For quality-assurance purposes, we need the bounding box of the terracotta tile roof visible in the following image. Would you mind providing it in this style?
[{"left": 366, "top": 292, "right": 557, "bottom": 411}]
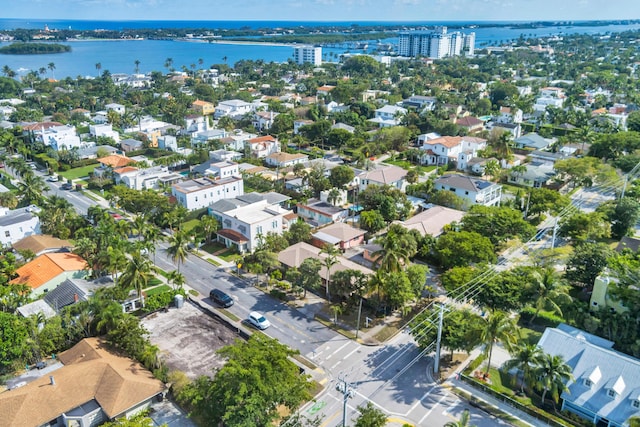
[
  {"left": 424, "top": 136, "right": 463, "bottom": 149},
  {"left": 113, "top": 166, "right": 139, "bottom": 174},
  {"left": 0, "top": 338, "right": 164, "bottom": 426},
  {"left": 247, "top": 135, "right": 276, "bottom": 144},
  {"left": 11, "top": 253, "right": 88, "bottom": 290},
  {"left": 456, "top": 116, "right": 484, "bottom": 127},
  {"left": 317, "top": 85, "right": 336, "bottom": 92},
  {"left": 192, "top": 99, "right": 213, "bottom": 107},
  {"left": 217, "top": 228, "right": 249, "bottom": 243},
  {"left": 12, "top": 235, "right": 72, "bottom": 255},
  {"left": 97, "top": 155, "right": 136, "bottom": 168},
  {"left": 21, "top": 121, "right": 63, "bottom": 131}
]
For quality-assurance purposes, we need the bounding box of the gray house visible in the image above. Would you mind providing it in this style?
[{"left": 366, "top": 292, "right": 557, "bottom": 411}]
[
  {"left": 537, "top": 324, "right": 640, "bottom": 426},
  {"left": 514, "top": 133, "right": 552, "bottom": 150}
]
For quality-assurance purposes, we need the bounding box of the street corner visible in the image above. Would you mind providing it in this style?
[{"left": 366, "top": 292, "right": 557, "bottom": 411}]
[{"left": 386, "top": 417, "right": 415, "bottom": 427}]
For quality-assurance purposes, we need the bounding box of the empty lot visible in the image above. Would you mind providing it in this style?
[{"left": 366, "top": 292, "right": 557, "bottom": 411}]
[{"left": 141, "top": 301, "right": 240, "bottom": 378}]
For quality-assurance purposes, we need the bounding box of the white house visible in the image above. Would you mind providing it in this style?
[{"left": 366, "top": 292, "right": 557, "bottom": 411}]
[
  {"left": 0, "top": 205, "right": 41, "bottom": 247},
  {"left": 89, "top": 123, "right": 120, "bottom": 144},
  {"left": 208, "top": 193, "right": 292, "bottom": 253},
  {"left": 214, "top": 99, "right": 254, "bottom": 119},
  {"left": 184, "top": 115, "right": 209, "bottom": 134},
  {"left": 246, "top": 135, "right": 280, "bottom": 158},
  {"left": 534, "top": 86, "right": 566, "bottom": 113},
  {"left": 37, "top": 125, "right": 83, "bottom": 151},
  {"left": 265, "top": 152, "right": 309, "bottom": 168},
  {"left": 92, "top": 111, "right": 109, "bottom": 124},
  {"left": 356, "top": 164, "right": 408, "bottom": 192},
  {"left": 205, "top": 161, "right": 240, "bottom": 179},
  {"left": 253, "top": 111, "right": 279, "bottom": 131},
  {"left": 434, "top": 174, "right": 502, "bottom": 207},
  {"left": 114, "top": 166, "right": 182, "bottom": 191},
  {"left": 294, "top": 119, "right": 314, "bottom": 135},
  {"left": 368, "top": 105, "right": 407, "bottom": 128},
  {"left": 172, "top": 176, "right": 244, "bottom": 211},
  {"left": 402, "top": 95, "right": 437, "bottom": 111},
  {"left": 419, "top": 135, "right": 487, "bottom": 170},
  {"left": 219, "top": 130, "right": 258, "bottom": 151},
  {"left": 105, "top": 103, "right": 126, "bottom": 115},
  {"left": 495, "top": 106, "right": 523, "bottom": 124}
]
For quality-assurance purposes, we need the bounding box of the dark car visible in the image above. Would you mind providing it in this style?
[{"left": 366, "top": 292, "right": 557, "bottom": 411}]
[
  {"left": 35, "top": 361, "right": 46, "bottom": 370},
  {"left": 209, "top": 289, "right": 233, "bottom": 308},
  {"left": 61, "top": 182, "right": 73, "bottom": 190}
]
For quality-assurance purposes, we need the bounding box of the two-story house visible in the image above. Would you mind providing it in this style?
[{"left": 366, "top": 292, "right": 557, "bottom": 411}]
[
  {"left": 0, "top": 205, "right": 41, "bottom": 247},
  {"left": 419, "top": 136, "right": 487, "bottom": 170},
  {"left": 214, "top": 99, "right": 254, "bottom": 119},
  {"left": 368, "top": 105, "right": 407, "bottom": 128},
  {"left": 402, "top": 95, "right": 437, "bottom": 112},
  {"left": 294, "top": 119, "right": 314, "bottom": 135},
  {"left": 191, "top": 99, "right": 215, "bottom": 116},
  {"left": 105, "top": 103, "right": 126, "bottom": 115},
  {"left": 10, "top": 252, "right": 89, "bottom": 296},
  {"left": 434, "top": 174, "right": 502, "bottom": 207},
  {"left": 495, "top": 106, "right": 523, "bottom": 124},
  {"left": 37, "top": 125, "right": 83, "bottom": 151},
  {"left": 208, "top": 192, "right": 292, "bottom": 253},
  {"left": 171, "top": 176, "right": 244, "bottom": 211},
  {"left": 534, "top": 86, "right": 566, "bottom": 113},
  {"left": 246, "top": 135, "right": 280, "bottom": 159},
  {"left": 355, "top": 164, "right": 408, "bottom": 192},
  {"left": 89, "top": 123, "right": 120, "bottom": 144},
  {"left": 265, "top": 152, "right": 309, "bottom": 168},
  {"left": 114, "top": 165, "right": 182, "bottom": 191},
  {"left": 296, "top": 198, "right": 349, "bottom": 226},
  {"left": 184, "top": 114, "right": 209, "bottom": 135},
  {"left": 253, "top": 111, "right": 279, "bottom": 131}
]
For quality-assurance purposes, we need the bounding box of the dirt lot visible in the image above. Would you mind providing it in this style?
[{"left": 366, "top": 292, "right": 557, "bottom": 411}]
[{"left": 141, "top": 301, "right": 240, "bottom": 378}]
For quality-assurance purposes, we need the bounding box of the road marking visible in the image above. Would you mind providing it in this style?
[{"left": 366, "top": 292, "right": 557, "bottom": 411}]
[
  {"left": 419, "top": 391, "right": 450, "bottom": 424},
  {"left": 306, "top": 400, "right": 326, "bottom": 415},
  {"left": 326, "top": 341, "right": 351, "bottom": 360},
  {"left": 330, "top": 345, "right": 361, "bottom": 369}
]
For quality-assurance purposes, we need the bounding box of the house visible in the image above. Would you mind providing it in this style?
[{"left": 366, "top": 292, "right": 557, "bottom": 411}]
[
  {"left": 191, "top": 160, "right": 240, "bottom": 178},
  {"left": 120, "top": 138, "right": 144, "bottom": 153},
  {"left": 192, "top": 99, "right": 215, "bottom": 116},
  {"left": 15, "top": 299, "right": 57, "bottom": 319},
  {"left": 36, "top": 125, "right": 83, "bottom": 150},
  {"left": 393, "top": 205, "right": 465, "bottom": 237},
  {"left": 297, "top": 198, "right": 349, "bottom": 226},
  {"left": 89, "top": 123, "right": 120, "bottom": 144},
  {"left": 589, "top": 272, "right": 629, "bottom": 314},
  {"left": 209, "top": 149, "right": 241, "bottom": 162},
  {"left": 529, "top": 150, "right": 567, "bottom": 166},
  {"left": 190, "top": 128, "right": 227, "bottom": 146},
  {"left": 44, "top": 276, "right": 112, "bottom": 313},
  {"left": 317, "top": 85, "right": 336, "bottom": 97},
  {"left": 495, "top": 106, "right": 523, "bottom": 124},
  {"left": 434, "top": 174, "right": 502, "bottom": 207},
  {"left": 158, "top": 134, "right": 178, "bottom": 151},
  {"left": 171, "top": 176, "right": 243, "bottom": 211},
  {"left": 105, "top": 102, "right": 126, "bottom": 114},
  {"left": 219, "top": 130, "right": 258, "bottom": 151},
  {"left": 10, "top": 252, "right": 89, "bottom": 296},
  {"left": 536, "top": 324, "right": 640, "bottom": 427},
  {"left": 214, "top": 99, "right": 254, "bottom": 119},
  {"left": 311, "top": 222, "right": 366, "bottom": 251},
  {"left": 402, "top": 95, "right": 437, "bottom": 111},
  {"left": 12, "top": 234, "right": 72, "bottom": 256},
  {"left": 246, "top": 135, "right": 280, "bottom": 158},
  {"left": 0, "top": 338, "right": 165, "bottom": 427},
  {"left": 278, "top": 242, "right": 373, "bottom": 283},
  {"left": 356, "top": 164, "right": 408, "bottom": 192},
  {"left": 114, "top": 165, "right": 182, "bottom": 191},
  {"left": 0, "top": 205, "right": 41, "bottom": 247},
  {"left": 94, "top": 154, "right": 136, "bottom": 177},
  {"left": 208, "top": 193, "right": 292, "bottom": 253},
  {"left": 184, "top": 114, "right": 209, "bottom": 134},
  {"left": 265, "top": 152, "right": 309, "bottom": 168},
  {"left": 294, "top": 119, "right": 314, "bottom": 135},
  {"left": 508, "top": 162, "right": 556, "bottom": 188},
  {"left": 491, "top": 122, "right": 522, "bottom": 139},
  {"left": 514, "top": 133, "right": 552, "bottom": 150},
  {"left": 77, "top": 145, "right": 118, "bottom": 160},
  {"left": 453, "top": 116, "right": 484, "bottom": 134},
  {"left": 331, "top": 122, "right": 355, "bottom": 133},
  {"left": 419, "top": 135, "right": 487, "bottom": 170},
  {"left": 369, "top": 105, "right": 407, "bottom": 128},
  {"left": 533, "top": 86, "right": 566, "bottom": 113},
  {"left": 253, "top": 111, "right": 279, "bottom": 131}
]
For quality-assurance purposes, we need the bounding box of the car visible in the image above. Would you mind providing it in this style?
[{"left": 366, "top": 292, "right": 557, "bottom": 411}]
[
  {"left": 61, "top": 182, "right": 73, "bottom": 190},
  {"left": 209, "top": 288, "right": 233, "bottom": 308},
  {"left": 248, "top": 311, "right": 271, "bottom": 330},
  {"left": 35, "top": 361, "right": 46, "bottom": 370},
  {"left": 47, "top": 175, "right": 59, "bottom": 182}
]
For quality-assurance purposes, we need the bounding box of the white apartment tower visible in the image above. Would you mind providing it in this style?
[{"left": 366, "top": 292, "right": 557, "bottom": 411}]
[
  {"left": 398, "top": 27, "right": 475, "bottom": 59},
  {"left": 293, "top": 45, "right": 322, "bottom": 66}
]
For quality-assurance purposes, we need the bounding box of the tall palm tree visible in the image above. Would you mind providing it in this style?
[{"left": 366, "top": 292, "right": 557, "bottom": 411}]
[
  {"left": 528, "top": 268, "right": 572, "bottom": 325},
  {"left": 444, "top": 410, "right": 475, "bottom": 427},
  {"left": 166, "top": 230, "right": 190, "bottom": 273},
  {"left": 119, "top": 251, "right": 153, "bottom": 303},
  {"left": 95, "top": 301, "right": 125, "bottom": 334},
  {"left": 17, "top": 173, "right": 48, "bottom": 206},
  {"left": 134, "top": 59, "right": 141, "bottom": 74},
  {"left": 95, "top": 62, "right": 102, "bottom": 77},
  {"left": 480, "top": 310, "right": 519, "bottom": 375},
  {"left": 503, "top": 342, "right": 543, "bottom": 394},
  {"left": 47, "top": 62, "right": 56, "bottom": 79},
  {"left": 372, "top": 226, "right": 417, "bottom": 274},
  {"left": 535, "top": 353, "right": 573, "bottom": 404},
  {"left": 167, "top": 270, "right": 186, "bottom": 291},
  {"left": 320, "top": 244, "right": 340, "bottom": 300}
]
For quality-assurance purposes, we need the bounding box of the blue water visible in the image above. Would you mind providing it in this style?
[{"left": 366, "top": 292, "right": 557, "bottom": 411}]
[{"left": 0, "top": 20, "right": 639, "bottom": 79}]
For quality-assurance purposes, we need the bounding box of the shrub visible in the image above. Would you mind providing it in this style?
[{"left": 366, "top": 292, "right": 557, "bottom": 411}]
[
  {"left": 269, "top": 289, "right": 287, "bottom": 301},
  {"left": 519, "top": 307, "right": 562, "bottom": 328},
  {"left": 142, "top": 288, "right": 186, "bottom": 313}
]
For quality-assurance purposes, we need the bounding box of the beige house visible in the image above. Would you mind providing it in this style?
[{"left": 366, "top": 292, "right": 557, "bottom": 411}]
[
  {"left": 278, "top": 242, "right": 373, "bottom": 279},
  {"left": 311, "top": 222, "right": 366, "bottom": 251},
  {"left": 393, "top": 206, "right": 465, "bottom": 237}
]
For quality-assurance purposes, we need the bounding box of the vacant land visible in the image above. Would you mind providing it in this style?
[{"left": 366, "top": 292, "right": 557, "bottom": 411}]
[{"left": 141, "top": 301, "right": 240, "bottom": 378}]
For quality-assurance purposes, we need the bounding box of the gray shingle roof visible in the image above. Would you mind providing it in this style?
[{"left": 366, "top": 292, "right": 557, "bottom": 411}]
[{"left": 537, "top": 325, "right": 640, "bottom": 425}]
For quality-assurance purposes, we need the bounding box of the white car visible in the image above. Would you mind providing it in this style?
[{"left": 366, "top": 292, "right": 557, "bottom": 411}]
[{"left": 248, "top": 311, "right": 271, "bottom": 330}]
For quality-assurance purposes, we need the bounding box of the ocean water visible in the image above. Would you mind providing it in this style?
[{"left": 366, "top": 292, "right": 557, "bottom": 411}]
[{"left": 0, "top": 20, "right": 639, "bottom": 80}]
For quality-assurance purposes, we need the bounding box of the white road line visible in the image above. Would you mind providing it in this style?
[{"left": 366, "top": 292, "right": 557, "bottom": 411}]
[
  {"left": 326, "top": 341, "right": 351, "bottom": 360},
  {"left": 419, "top": 391, "right": 450, "bottom": 424}
]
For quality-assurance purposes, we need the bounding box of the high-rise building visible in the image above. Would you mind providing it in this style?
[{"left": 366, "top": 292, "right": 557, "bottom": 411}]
[
  {"left": 292, "top": 45, "right": 322, "bottom": 66},
  {"left": 397, "top": 27, "right": 475, "bottom": 59}
]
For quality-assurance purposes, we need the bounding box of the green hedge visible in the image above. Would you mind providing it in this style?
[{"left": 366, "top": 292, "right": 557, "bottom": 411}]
[
  {"left": 519, "top": 307, "right": 563, "bottom": 328},
  {"left": 142, "top": 288, "right": 186, "bottom": 313}
]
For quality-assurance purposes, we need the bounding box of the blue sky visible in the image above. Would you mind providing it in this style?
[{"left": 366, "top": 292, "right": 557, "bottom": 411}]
[{"left": 3, "top": 0, "right": 639, "bottom": 22}]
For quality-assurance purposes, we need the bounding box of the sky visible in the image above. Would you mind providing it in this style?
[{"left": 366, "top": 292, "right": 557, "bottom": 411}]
[{"left": 2, "top": 0, "right": 640, "bottom": 22}]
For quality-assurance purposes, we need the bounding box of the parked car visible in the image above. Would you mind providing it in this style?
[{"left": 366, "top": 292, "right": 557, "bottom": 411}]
[
  {"left": 61, "top": 182, "right": 73, "bottom": 190},
  {"left": 209, "top": 289, "right": 234, "bottom": 308},
  {"left": 47, "top": 174, "right": 59, "bottom": 182},
  {"left": 248, "top": 311, "right": 271, "bottom": 330},
  {"left": 35, "top": 361, "right": 46, "bottom": 369}
]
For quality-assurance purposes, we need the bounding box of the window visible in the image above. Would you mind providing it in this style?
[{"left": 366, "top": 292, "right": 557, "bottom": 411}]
[
  {"left": 585, "top": 379, "right": 593, "bottom": 387},
  {"left": 4, "top": 231, "right": 9, "bottom": 238},
  {"left": 633, "top": 400, "right": 640, "bottom": 408},
  {"left": 608, "top": 389, "right": 616, "bottom": 398},
  {"left": 257, "top": 226, "right": 263, "bottom": 234}
]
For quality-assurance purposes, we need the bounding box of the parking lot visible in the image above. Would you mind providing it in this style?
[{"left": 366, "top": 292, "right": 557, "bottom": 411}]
[{"left": 141, "top": 300, "right": 241, "bottom": 378}]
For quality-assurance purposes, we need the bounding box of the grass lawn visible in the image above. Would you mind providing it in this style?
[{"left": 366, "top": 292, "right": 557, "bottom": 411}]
[
  {"left": 206, "top": 258, "right": 221, "bottom": 267},
  {"left": 181, "top": 219, "right": 200, "bottom": 234},
  {"left": 519, "top": 326, "right": 543, "bottom": 345},
  {"left": 201, "top": 242, "right": 226, "bottom": 254},
  {"left": 144, "top": 284, "right": 170, "bottom": 297},
  {"left": 385, "top": 158, "right": 413, "bottom": 169},
  {"left": 58, "top": 164, "right": 98, "bottom": 180}
]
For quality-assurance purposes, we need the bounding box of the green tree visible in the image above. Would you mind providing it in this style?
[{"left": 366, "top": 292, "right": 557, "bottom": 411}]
[
  {"left": 559, "top": 211, "right": 610, "bottom": 242},
  {"left": 354, "top": 402, "right": 387, "bottom": 427},
  {"left": 461, "top": 205, "right": 536, "bottom": 247},
  {"left": 320, "top": 244, "right": 340, "bottom": 300},
  {"left": 429, "top": 190, "right": 468, "bottom": 210},
  {"left": 17, "top": 173, "right": 49, "bottom": 206},
  {"left": 188, "top": 335, "right": 312, "bottom": 427},
  {"left": 0, "top": 312, "right": 29, "bottom": 372},
  {"left": 166, "top": 230, "right": 190, "bottom": 273},
  {"left": 480, "top": 311, "right": 518, "bottom": 375},
  {"left": 328, "top": 165, "right": 355, "bottom": 189},
  {"left": 534, "top": 353, "right": 573, "bottom": 404},
  {"left": 565, "top": 242, "right": 613, "bottom": 287},
  {"left": 503, "top": 342, "right": 543, "bottom": 394},
  {"left": 373, "top": 224, "right": 418, "bottom": 273},
  {"left": 434, "top": 231, "right": 496, "bottom": 270},
  {"left": 444, "top": 410, "right": 476, "bottom": 427},
  {"left": 526, "top": 188, "right": 570, "bottom": 218},
  {"left": 287, "top": 258, "right": 322, "bottom": 299},
  {"left": 526, "top": 268, "right": 572, "bottom": 325},
  {"left": 284, "top": 219, "right": 312, "bottom": 245},
  {"left": 608, "top": 198, "right": 640, "bottom": 239},
  {"left": 119, "top": 251, "right": 154, "bottom": 303},
  {"left": 359, "top": 210, "right": 386, "bottom": 233}
]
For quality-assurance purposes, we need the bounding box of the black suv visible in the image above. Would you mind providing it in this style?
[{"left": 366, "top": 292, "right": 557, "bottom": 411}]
[{"left": 209, "top": 289, "right": 233, "bottom": 308}]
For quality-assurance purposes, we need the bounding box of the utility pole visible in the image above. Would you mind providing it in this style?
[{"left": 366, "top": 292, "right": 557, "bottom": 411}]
[
  {"left": 523, "top": 191, "right": 531, "bottom": 219},
  {"left": 551, "top": 217, "right": 559, "bottom": 249},
  {"left": 433, "top": 303, "right": 445, "bottom": 378},
  {"left": 355, "top": 297, "right": 363, "bottom": 340},
  {"left": 336, "top": 375, "right": 356, "bottom": 427}
]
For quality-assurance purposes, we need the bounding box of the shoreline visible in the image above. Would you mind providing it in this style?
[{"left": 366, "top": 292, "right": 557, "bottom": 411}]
[{"left": 207, "top": 39, "right": 296, "bottom": 47}]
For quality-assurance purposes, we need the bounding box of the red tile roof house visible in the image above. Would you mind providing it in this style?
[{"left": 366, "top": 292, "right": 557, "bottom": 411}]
[
  {"left": 453, "top": 116, "right": 485, "bottom": 134},
  {"left": 10, "top": 252, "right": 89, "bottom": 296},
  {"left": 311, "top": 222, "right": 366, "bottom": 251}
]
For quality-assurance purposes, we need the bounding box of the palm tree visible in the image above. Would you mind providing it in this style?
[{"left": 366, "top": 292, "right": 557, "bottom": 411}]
[
  {"left": 444, "top": 410, "right": 475, "bottom": 427},
  {"left": 119, "top": 251, "right": 153, "bottom": 303},
  {"left": 164, "top": 57, "right": 174, "bottom": 73},
  {"left": 167, "top": 270, "right": 186, "bottom": 291},
  {"left": 95, "top": 302, "right": 125, "bottom": 334},
  {"left": 327, "top": 188, "right": 341, "bottom": 206},
  {"left": 17, "top": 173, "right": 48, "bottom": 206},
  {"left": 480, "top": 310, "right": 519, "bottom": 375},
  {"left": 320, "top": 244, "right": 340, "bottom": 300},
  {"left": 199, "top": 215, "right": 219, "bottom": 245},
  {"left": 95, "top": 62, "right": 102, "bottom": 77},
  {"left": 134, "top": 59, "right": 141, "bottom": 74},
  {"left": 491, "top": 131, "right": 514, "bottom": 160},
  {"left": 47, "top": 62, "right": 56, "bottom": 79},
  {"left": 483, "top": 159, "right": 501, "bottom": 181},
  {"left": 528, "top": 268, "right": 572, "bottom": 325},
  {"left": 372, "top": 226, "right": 417, "bottom": 274},
  {"left": 166, "top": 230, "right": 190, "bottom": 273},
  {"left": 503, "top": 342, "right": 543, "bottom": 394},
  {"left": 534, "top": 353, "right": 573, "bottom": 405}
]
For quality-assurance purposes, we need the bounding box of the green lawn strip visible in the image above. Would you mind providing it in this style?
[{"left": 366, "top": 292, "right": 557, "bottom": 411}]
[
  {"left": 219, "top": 308, "right": 240, "bottom": 322},
  {"left": 201, "top": 242, "right": 225, "bottom": 254},
  {"left": 206, "top": 258, "right": 221, "bottom": 267},
  {"left": 372, "top": 324, "right": 400, "bottom": 342},
  {"left": 518, "top": 327, "right": 543, "bottom": 345},
  {"left": 313, "top": 315, "right": 356, "bottom": 340},
  {"left": 58, "top": 164, "right": 98, "bottom": 180},
  {"left": 217, "top": 249, "right": 241, "bottom": 262},
  {"left": 81, "top": 191, "right": 100, "bottom": 201},
  {"left": 144, "top": 284, "right": 170, "bottom": 297},
  {"left": 293, "top": 354, "right": 318, "bottom": 370},
  {"left": 181, "top": 219, "right": 200, "bottom": 234},
  {"left": 448, "top": 387, "right": 530, "bottom": 427}
]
